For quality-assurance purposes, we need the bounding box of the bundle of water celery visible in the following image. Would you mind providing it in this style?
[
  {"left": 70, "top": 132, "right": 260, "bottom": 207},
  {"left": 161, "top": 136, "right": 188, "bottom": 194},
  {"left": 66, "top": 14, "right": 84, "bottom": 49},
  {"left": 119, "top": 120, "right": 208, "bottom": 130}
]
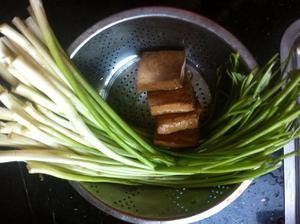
[{"left": 0, "top": 0, "right": 299, "bottom": 187}]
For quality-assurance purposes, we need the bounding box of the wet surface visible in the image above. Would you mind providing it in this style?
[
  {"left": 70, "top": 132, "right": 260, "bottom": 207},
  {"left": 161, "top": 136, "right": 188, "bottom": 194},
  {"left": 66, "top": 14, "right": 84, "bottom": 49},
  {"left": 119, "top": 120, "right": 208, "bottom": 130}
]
[
  {"left": 1, "top": 0, "right": 300, "bottom": 223},
  {"left": 200, "top": 167, "right": 284, "bottom": 224}
]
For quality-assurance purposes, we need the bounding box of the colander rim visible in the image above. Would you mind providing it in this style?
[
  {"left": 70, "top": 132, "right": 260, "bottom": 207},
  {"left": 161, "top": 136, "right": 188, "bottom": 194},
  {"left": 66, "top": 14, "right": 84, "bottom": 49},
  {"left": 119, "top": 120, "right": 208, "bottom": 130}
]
[{"left": 68, "top": 6, "right": 257, "bottom": 70}]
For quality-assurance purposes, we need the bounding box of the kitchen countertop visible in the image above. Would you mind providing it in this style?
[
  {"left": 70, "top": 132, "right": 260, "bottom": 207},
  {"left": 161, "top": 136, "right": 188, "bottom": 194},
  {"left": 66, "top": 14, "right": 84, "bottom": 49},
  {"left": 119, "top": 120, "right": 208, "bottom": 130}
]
[{"left": 1, "top": 0, "right": 299, "bottom": 223}]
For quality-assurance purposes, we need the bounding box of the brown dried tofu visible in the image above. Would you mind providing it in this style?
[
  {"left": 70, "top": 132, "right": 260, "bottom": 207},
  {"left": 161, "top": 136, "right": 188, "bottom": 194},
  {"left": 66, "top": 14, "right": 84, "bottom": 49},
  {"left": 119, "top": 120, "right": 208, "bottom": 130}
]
[
  {"left": 136, "top": 50, "right": 185, "bottom": 93},
  {"left": 147, "top": 79, "right": 195, "bottom": 116},
  {"left": 154, "top": 128, "right": 199, "bottom": 148},
  {"left": 156, "top": 102, "right": 202, "bottom": 134}
]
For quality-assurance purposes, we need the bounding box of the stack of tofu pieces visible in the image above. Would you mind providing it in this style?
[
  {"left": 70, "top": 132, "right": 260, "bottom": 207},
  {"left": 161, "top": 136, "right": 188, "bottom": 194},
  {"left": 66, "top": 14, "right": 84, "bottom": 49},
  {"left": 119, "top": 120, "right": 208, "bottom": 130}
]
[{"left": 136, "top": 50, "right": 202, "bottom": 148}]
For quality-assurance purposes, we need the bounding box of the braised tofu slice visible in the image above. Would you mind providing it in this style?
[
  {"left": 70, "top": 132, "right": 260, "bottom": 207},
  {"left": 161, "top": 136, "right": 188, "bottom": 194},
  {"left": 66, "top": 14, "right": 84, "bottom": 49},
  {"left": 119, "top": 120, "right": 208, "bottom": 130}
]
[
  {"left": 156, "top": 102, "right": 202, "bottom": 134},
  {"left": 154, "top": 128, "right": 199, "bottom": 148},
  {"left": 136, "top": 50, "right": 185, "bottom": 93},
  {"left": 147, "top": 79, "right": 195, "bottom": 116}
]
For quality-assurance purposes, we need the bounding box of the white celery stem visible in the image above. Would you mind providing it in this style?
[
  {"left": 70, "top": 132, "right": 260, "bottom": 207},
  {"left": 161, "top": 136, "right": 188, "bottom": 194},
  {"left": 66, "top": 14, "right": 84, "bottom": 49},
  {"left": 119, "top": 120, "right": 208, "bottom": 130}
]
[
  {"left": 0, "top": 91, "right": 62, "bottom": 147},
  {"left": 3, "top": 32, "right": 70, "bottom": 92},
  {"left": 0, "top": 40, "right": 14, "bottom": 64},
  {"left": 37, "top": 125, "right": 81, "bottom": 147},
  {"left": 57, "top": 164, "right": 155, "bottom": 177},
  {"left": 1, "top": 36, "right": 23, "bottom": 58},
  {"left": 14, "top": 84, "right": 96, "bottom": 133},
  {"left": 0, "top": 107, "right": 14, "bottom": 121},
  {"left": 13, "top": 112, "right": 82, "bottom": 149},
  {"left": 0, "top": 133, "right": 43, "bottom": 146},
  {"left": 12, "top": 56, "right": 145, "bottom": 168},
  {"left": 0, "top": 23, "right": 46, "bottom": 68},
  {"left": 0, "top": 121, "right": 53, "bottom": 147},
  {"left": 7, "top": 54, "right": 89, "bottom": 121},
  {"left": 23, "top": 130, "right": 59, "bottom": 147},
  {"left": 7, "top": 66, "right": 32, "bottom": 86},
  {"left": 0, "top": 149, "right": 125, "bottom": 173},
  {"left": 24, "top": 17, "right": 45, "bottom": 44},
  {"left": 6, "top": 45, "right": 95, "bottom": 124},
  {"left": 26, "top": 162, "right": 144, "bottom": 184},
  {"left": 17, "top": 128, "right": 59, "bottom": 147},
  {"left": 1, "top": 37, "right": 34, "bottom": 71},
  {"left": 12, "top": 17, "right": 69, "bottom": 86},
  {"left": 0, "top": 149, "right": 155, "bottom": 175},
  {"left": 14, "top": 74, "right": 96, "bottom": 126},
  {"left": 62, "top": 164, "right": 169, "bottom": 177},
  {"left": 0, "top": 121, "right": 24, "bottom": 134},
  {"left": 0, "top": 90, "right": 25, "bottom": 110},
  {"left": 1, "top": 36, "right": 32, "bottom": 65},
  {"left": 13, "top": 83, "right": 63, "bottom": 114},
  {"left": 37, "top": 106, "right": 105, "bottom": 143},
  {"left": 0, "top": 122, "right": 6, "bottom": 128},
  {"left": 0, "top": 149, "right": 77, "bottom": 164},
  {"left": 43, "top": 71, "right": 96, "bottom": 123},
  {"left": 1, "top": 36, "right": 41, "bottom": 73},
  {"left": 26, "top": 163, "right": 118, "bottom": 183},
  {"left": 0, "top": 63, "right": 18, "bottom": 86},
  {"left": 12, "top": 109, "right": 63, "bottom": 148},
  {"left": 26, "top": 6, "right": 37, "bottom": 24},
  {"left": 37, "top": 105, "right": 73, "bottom": 130},
  {"left": 1, "top": 37, "right": 18, "bottom": 55},
  {"left": 28, "top": 0, "right": 102, "bottom": 127},
  {"left": 24, "top": 102, "right": 92, "bottom": 146}
]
